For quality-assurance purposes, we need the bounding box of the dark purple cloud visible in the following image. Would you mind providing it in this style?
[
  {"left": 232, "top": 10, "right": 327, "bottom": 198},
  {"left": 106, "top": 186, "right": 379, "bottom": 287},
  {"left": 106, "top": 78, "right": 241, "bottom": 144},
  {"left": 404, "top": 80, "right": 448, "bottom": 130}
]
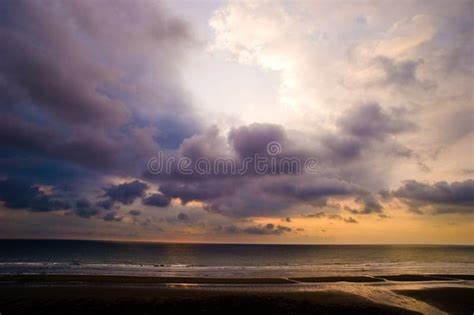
[
  {"left": 338, "top": 103, "right": 415, "bottom": 141},
  {"left": 102, "top": 211, "right": 123, "bottom": 222},
  {"left": 0, "top": 177, "right": 110, "bottom": 219},
  {"left": 141, "top": 105, "right": 415, "bottom": 217},
  {"left": 143, "top": 104, "right": 415, "bottom": 217},
  {"left": 228, "top": 123, "right": 286, "bottom": 158},
  {"left": 142, "top": 193, "right": 172, "bottom": 208},
  {"left": 244, "top": 223, "right": 292, "bottom": 235},
  {"left": 392, "top": 180, "right": 474, "bottom": 214},
  {"left": 177, "top": 212, "right": 189, "bottom": 221},
  {"left": 159, "top": 180, "right": 232, "bottom": 204},
  {"left": 218, "top": 223, "right": 292, "bottom": 235},
  {"left": 345, "top": 194, "right": 384, "bottom": 215},
  {"left": 96, "top": 199, "right": 114, "bottom": 210},
  {"left": 103, "top": 180, "right": 148, "bottom": 205},
  {"left": 0, "top": 178, "right": 69, "bottom": 212},
  {"left": 74, "top": 198, "right": 100, "bottom": 218},
  {"left": 128, "top": 210, "right": 141, "bottom": 217},
  {"left": 0, "top": 0, "right": 202, "bottom": 223},
  {"left": 0, "top": 0, "right": 199, "bottom": 179},
  {"left": 263, "top": 178, "right": 356, "bottom": 201}
]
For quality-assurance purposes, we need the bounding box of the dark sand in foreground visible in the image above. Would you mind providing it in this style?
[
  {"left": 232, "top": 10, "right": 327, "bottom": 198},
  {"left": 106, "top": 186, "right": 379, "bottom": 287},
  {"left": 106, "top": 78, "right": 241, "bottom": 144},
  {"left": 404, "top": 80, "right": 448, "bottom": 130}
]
[
  {"left": 0, "top": 274, "right": 473, "bottom": 314},
  {"left": 0, "top": 285, "right": 419, "bottom": 315}
]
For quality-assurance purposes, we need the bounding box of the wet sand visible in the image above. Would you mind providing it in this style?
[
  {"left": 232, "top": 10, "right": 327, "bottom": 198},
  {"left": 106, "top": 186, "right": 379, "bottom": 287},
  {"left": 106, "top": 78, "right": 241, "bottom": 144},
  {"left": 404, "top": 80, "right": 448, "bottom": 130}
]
[
  {"left": 378, "top": 274, "right": 455, "bottom": 281},
  {"left": 290, "top": 276, "right": 384, "bottom": 282},
  {"left": 0, "top": 274, "right": 473, "bottom": 314},
  {"left": 396, "top": 287, "right": 474, "bottom": 315},
  {"left": 4, "top": 273, "right": 468, "bottom": 284},
  {"left": 0, "top": 274, "right": 293, "bottom": 284}
]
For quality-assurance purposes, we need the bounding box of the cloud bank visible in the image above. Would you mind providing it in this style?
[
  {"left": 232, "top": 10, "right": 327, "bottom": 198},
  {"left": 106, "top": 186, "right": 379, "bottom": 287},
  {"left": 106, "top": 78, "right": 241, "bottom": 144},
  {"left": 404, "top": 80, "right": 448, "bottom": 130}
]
[{"left": 0, "top": 0, "right": 472, "bottom": 242}]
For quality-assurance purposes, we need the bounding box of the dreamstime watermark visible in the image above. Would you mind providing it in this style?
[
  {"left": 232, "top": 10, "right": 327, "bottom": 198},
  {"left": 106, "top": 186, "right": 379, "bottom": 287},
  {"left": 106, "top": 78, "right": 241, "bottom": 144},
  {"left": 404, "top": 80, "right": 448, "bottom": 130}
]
[{"left": 147, "top": 141, "right": 318, "bottom": 176}]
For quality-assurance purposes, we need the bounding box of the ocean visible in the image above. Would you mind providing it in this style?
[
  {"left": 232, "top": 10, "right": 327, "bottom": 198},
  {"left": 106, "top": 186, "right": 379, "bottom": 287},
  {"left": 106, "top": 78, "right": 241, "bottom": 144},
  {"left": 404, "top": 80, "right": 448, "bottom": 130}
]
[{"left": 0, "top": 240, "right": 473, "bottom": 278}]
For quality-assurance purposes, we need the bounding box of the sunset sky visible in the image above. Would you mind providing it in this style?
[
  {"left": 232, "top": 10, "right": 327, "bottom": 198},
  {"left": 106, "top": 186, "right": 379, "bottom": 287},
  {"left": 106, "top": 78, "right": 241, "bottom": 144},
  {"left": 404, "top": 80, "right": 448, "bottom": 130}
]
[{"left": 0, "top": 0, "right": 472, "bottom": 244}]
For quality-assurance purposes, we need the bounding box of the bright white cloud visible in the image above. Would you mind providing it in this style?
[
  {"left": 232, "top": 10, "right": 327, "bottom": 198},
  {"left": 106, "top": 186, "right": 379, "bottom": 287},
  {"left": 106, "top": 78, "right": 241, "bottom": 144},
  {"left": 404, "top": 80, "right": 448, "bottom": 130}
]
[{"left": 209, "top": 0, "right": 474, "bottom": 186}]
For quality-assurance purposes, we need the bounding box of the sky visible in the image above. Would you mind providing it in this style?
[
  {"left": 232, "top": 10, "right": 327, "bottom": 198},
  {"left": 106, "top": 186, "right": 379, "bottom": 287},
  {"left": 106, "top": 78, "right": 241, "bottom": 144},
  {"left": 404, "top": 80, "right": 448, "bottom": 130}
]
[{"left": 0, "top": 0, "right": 472, "bottom": 244}]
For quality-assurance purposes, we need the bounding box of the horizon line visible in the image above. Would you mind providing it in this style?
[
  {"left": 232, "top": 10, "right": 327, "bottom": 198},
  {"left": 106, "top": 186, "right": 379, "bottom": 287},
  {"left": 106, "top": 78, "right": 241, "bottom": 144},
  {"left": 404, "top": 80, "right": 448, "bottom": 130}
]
[{"left": 0, "top": 237, "right": 472, "bottom": 246}]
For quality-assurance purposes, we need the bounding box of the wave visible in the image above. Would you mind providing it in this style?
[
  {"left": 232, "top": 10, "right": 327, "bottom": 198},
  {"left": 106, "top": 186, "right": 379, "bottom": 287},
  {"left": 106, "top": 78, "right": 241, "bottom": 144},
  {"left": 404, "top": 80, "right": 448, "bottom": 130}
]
[{"left": 0, "top": 261, "right": 473, "bottom": 278}]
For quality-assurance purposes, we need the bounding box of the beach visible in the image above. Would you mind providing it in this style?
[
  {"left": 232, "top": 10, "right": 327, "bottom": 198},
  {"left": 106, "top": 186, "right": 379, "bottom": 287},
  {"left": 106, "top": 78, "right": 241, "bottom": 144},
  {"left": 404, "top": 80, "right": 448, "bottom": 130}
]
[
  {"left": 1, "top": 241, "right": 473, "bottom": 314},
  {"left": 0, "top": 274, "right": 473, "bottom": 314}
]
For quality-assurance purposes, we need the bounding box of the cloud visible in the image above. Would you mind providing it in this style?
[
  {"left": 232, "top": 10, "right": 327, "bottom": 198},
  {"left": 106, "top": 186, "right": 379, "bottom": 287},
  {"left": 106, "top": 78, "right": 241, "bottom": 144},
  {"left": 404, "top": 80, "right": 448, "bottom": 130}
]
[
  {"left": 372, "top": 57, "right": 435, "bottom": 89},
  {"left": 0, "top": 0, "right": 200, "bottom": 186},
  {"left": 345, "top": 194, "right": 384, "bottom": 215},
  {"left": 338, "top": 103, "right": 415, "bottom": 141},
  {"left": 393, "top": 179, "right": 474, "bottom": 214},
  {"left": 128, "top": 210, "right": 141, "bottom": 217},
  {"left": 209, "top": 0, "right": 473, "bottom": 185},
  {"left": 219, "top": 223, "right": 292, "bottom": 235},
  {"left": 0, "top": 178, "right": 69, "bottom": 212},
  {"left": 1, "top": 98, "right": 407, "bottom": 221},
  {"left": 0, "top": 178, "right": 113, "bottom": 220},
  {"left": 102, "top": 211, "right": 123, "bottom": 222},
  {"left": 177, "top": 212, "right": 189, "bottom": 221},
  {"left": 96, "top": 199, "right": 114, "bottom": 210},
  {"left": 244, "top": 223, "right": 292, "bottom": 235},
  {"left": 328, "top": 215, "right": 358, "bottom": 224},
  {"left": 146, "top": 107, "right": 408, "bottom": 217},
  {"left": 0, "top": 0, "right": 472, "bottom": 241},
  {"left": 228, "top": 123, "right": 286, "bottom": 158},
  {"left": 103, "top": 180, "right": 148, "bottom": 205},
  {"left": 74, "top": 199, "right": 100, "bottom": 219},
  {"left": 142, "top": 193, "right": 172, "bottom": 208},
  {"left": 0, "top": 0, "right": 205, "bottom": 231},
  {"left": 263, "top": 178, "right": 356, "bottom": 201},
  {"left": 302, "top": 212, "right": 326, "bottom": 219},
  {"left": 302, "top": 211, "right": 358, "bottom": 223}
]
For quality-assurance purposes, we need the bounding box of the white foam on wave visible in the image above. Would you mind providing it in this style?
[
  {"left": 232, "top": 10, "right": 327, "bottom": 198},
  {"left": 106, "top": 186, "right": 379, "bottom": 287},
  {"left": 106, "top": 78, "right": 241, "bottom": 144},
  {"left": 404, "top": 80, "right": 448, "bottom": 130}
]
[{"left": 0, "top": 261, "right": 473, "bottom": 278}]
